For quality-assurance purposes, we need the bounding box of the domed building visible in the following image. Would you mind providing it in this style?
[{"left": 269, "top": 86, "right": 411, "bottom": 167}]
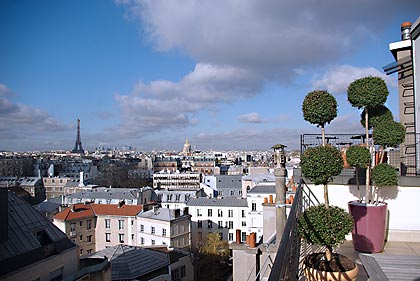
[{"left": 182, "top": 138, "right": 192, "bottom": 156}]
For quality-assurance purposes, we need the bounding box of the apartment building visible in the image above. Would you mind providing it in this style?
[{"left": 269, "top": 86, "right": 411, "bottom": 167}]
[
  {"left": 202, "top": 174, "right": 243, "bottom": 197},
  {"left": 153, "top": 171, "right": 202, "bottom": 190},
  {"left": 93, "top": 202, "right": 143, "bottom": 251},
  {"left": 187, "top": 197, "right": 248, "bottom": 250},
  {"left": 137, "top": 207, "right": 191, "bottom": 250},
  {"left": 156, "top": 188, "right": 206, "bottom": 209},
  {"left": 53, "top": 203, "right": 96, "bottom": 256}
]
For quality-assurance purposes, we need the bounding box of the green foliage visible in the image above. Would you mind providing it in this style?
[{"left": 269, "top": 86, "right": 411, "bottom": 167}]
[
  {"left": 301, "top": 146, "right": 344, "bottom": 185},
  {"left": 373, "top": 120, "right": 406, "bottom": 148},
  {"left": 371, "top": 163, "right": 398, "bottom": 187},
  {"left": 346, "top": 145, "right": 371, "bottom": 169},
  {"left": 298, "top": 204, "right": 354, "bottom": 249},
  {"left": 302, "top": 90, "right": 338, "bottom": 127},
  {"left": 200, "top": 233, "right": 230, "bottom": 256},
  {"left": 347, "top": 76, "right": 389, "bottom": 109},
  {"left": 360, "top": 105, "right": 394, "bottom": 129}
]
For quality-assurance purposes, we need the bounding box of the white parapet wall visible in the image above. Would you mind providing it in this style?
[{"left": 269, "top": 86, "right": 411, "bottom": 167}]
[{"left": 305, "top": 183, "right": 420, "bottom": 242}]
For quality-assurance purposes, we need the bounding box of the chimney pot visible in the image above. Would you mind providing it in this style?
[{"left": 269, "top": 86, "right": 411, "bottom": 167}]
[
  {"left": 236, "top": 229, "right": 241, "bottom": 243},
  {"left": 249, "top": 232, "right": 256, "bottom": 248},
  {"left": 401, "top": 21, "right": 412, "bottom": 40},
  {"left": 269, "top": 195, "right": 273, "bottom": 204},
  {"left": 263, "top": 197, "right": 268, "bottom": 204}
]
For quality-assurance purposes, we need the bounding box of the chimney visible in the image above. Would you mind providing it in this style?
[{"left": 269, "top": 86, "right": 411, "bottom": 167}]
[
  {"left": 235, "top": 229, "right": 241, "bottom": 243},
  {"left": 174, "top": 209, "right": 180, "bottom": 218},
  {"left": 118, "top": 200, "right": 125, "bottom": 208},
  {"left": 249, "top": 232, "right": 256, "bottom": 248},
  {"left": 263, "top": 197, "right": 268, "bottom": 204},
  {"left": 78, "top": 171, "right": 85, "bottom": 187},
  {"left": 269, "top": 195, "right": 274, "bottom": 204},
  {"left": 183, "top": 207, "right": 189, "bottom": 215},
  {"left": 0, "top": 189, "right": 8, "bottom": 242},
  {"left": 401, "top": 22, "right": 412, "bottom": 40}
]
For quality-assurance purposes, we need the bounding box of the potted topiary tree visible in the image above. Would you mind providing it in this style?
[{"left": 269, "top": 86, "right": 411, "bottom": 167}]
[
  {"left": 298, "top": 204, "right": 358, "bottom": 280},
  {"left": 302, "top": 90, "right": 337, "bottom": 146},
  {"left": 347, "top": 76, "right": 403, "bottom": 253}
]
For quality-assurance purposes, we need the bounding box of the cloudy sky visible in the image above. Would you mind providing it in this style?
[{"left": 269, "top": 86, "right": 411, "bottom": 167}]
[{"left": 1, "top": 1, "right": 419, "bottom": 152}]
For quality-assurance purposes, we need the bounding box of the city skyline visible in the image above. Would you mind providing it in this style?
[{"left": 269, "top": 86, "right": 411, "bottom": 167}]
[{"left": 1, "top": 1, "right": 419, "bottom": 152}]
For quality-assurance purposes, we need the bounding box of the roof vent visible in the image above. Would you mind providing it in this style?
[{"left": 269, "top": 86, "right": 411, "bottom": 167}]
[{"left": 401, "top": 22, "right": 412, "bottom": 40}]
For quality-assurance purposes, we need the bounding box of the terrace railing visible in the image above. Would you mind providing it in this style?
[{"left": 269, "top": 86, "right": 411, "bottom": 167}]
[{"left": 267, "top": 178, "right": 320, "bottom": 281}]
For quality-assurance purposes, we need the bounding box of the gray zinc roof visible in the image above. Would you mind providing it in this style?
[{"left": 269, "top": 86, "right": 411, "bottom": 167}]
[
  {"left": 86, "top": 245, "right": 169, "bottom": 280},
  {"left": 248, "top": 185, "right": 276, "bottom": 194},
  {"left": 186, "top": 197, "right": 248, "bottom": 207},
  {"left": 67, "top": 189, "right": 138, "bottom": 200},
  {"left": 138, "top": 208, "right": 174, "bottom": 221}
]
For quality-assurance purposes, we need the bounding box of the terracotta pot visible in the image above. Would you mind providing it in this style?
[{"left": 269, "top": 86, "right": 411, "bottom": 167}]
[
  {"left": 348, "top": 201, "right": 387, "bottom": 253},
  {"left": 303, "top": 254, "right": 359, "bottom": 281}
]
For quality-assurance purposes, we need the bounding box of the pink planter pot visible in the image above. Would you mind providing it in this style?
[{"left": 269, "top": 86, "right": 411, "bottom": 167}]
[{"left": 348, "top": 201, "right": 387, "bottom": 253}]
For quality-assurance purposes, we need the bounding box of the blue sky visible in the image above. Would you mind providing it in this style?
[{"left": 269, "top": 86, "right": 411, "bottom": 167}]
[{"left": 1, "top": 1, "right": 419, "bottom": 152}]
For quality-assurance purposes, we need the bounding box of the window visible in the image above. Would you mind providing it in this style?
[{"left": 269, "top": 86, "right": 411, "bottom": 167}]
[
  {"left": 140, "top": 224, "right": 144, "bottom": 232},
  {"left": 49, "top": 266, "right": 63, "bottom": 281},
  {"left": 87, "top": 249, "right": 92, "bottom": 254},
  {"left": 198, "top": 220, "right": 202, "bottom": 229},
  {"left": 132, "top": 234, "right": 135, "bottom": 240},
  {"left": 207, "top": 220, "right": 212, "bottom": 229},
  {"left": 106, "top": 199, "right": 111, "bottom": 204},
  {"left": 87, "top": 235, "right": 92, "bottom": 243},
  {"left": 218, "top": 209, "right": 223, "bottom": 217},
  {"left": 87, "top": 220, "right": 92, "bottom": 230},
  {"left": 118, "top": 220, "right": 124, "bottom": 230},
  {"left": 230, "top": 190, "right": 234, "bottom": 196},
  {"left": 151, "top": 226, "right": 155, "bottom": 234},
  {"left": 252, "top": 202, "right": 257, "bottom": 211},
  {"left": 80, "top": 248, "right": 83, "bottom": 255},
  {"left": 162, "top": 229, "right": 167, "bottom": 237},
  {"left": 228, "top": 221, "right": 233, "bottom": 229},
  {"left": 151, "top": 239, "right": 155, "bottom": 245},
  {"left": 242, "top": 221, "right": 246, "bottom": 226},
  {"left": 105, "top": 219, "right": 110, "bottom": 229},
  {"left": 218, "top": 221, "right": 223, "bottom": 228},
  {"left": 70, "top": 223, "right": 76, "bottom": 232},
  {"left": 208, "top": 209, "right": 212, "bottom": 217},
  {"left": 228, "top": 209, "right": 233, "bottom": 217},
  {"left": 119, "top": 234, "right": 124, "bottom": 243},
  {"left": 105, "top": 233, "right": 110, "bottom": 242},
  {"left": 242, "top": 210, "right": 246, "bottom": 217},
  {"left": 131, "top": 220, "right": 134, "bottom": 226},
  {"left": 172, "top": 268, "right": 180, "bottom": 280},
  {"left": 79, "top": 221, "right": 83, "bottom": 227},
  {"left": 229, "top": 233, "right": 233, "bottom": 241},
  {"left": 242, "top": 232, "right": 246, "bottom": 242},
  {"left": 197, "top": 209, "right": 202, "bottom": 217},
  {"left": 140, "top": 237, "right": 144, "bottom": 244},
  {"left": 180, "top": 265, "right": 186, "bottom": 278},
  {"left": 79, "top": 235, "right": 83, "bottom": 241}
]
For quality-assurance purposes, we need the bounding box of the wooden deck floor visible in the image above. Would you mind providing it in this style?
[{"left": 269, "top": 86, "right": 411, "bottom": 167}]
[{"left": 335, "top": 240, "right": 420, "bottom": 281}]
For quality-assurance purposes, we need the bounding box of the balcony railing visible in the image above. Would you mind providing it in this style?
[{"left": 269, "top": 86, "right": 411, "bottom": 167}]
[{"left": 267, "top": 179, "right": 320, "bottom": 281}]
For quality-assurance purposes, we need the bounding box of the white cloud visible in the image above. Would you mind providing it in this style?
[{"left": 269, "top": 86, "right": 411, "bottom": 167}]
[
  {"left": 0, "top": 83, "right": 13, "bottom": 97},
  {"left": 311, "top": 65, "right": 397, "bottom": 94},
  {"left": 238, "top": 112, "right": 262, "bottom": 124},
  {"left": 115, "top": 63, "right": 263, "bottom": 136}
]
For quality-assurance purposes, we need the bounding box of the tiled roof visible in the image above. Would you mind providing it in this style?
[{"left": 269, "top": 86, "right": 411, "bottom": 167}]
[
  {"left": 92, "top": 203, "right": 142, "bottom": 216},
  {"left": 53, "top": 204, "right": 95, "bottom": 221},
  {"left": 186, "top": 197, "right": 248, "bottom": 207}
]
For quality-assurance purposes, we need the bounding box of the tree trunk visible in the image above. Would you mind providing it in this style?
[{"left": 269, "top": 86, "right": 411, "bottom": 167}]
[
  {"left": 324, "top": 183, "right": 329, "bottom": 209},
  {"left": 365, "top": 110, "right": 370, "bottom": 204},
  {"left": 325, "top": 246, "right": 333, "bottom": 262},
  {"left": 355, "top": 167, "right": 361, "bottom": 201},
  {"left": 321, "top": 125, "right": 326, "bottom": 146}
]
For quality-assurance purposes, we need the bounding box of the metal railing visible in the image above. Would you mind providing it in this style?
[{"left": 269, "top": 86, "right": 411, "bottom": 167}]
[{"left": 267, "top": 179, "right": 320, "bottom": 281}]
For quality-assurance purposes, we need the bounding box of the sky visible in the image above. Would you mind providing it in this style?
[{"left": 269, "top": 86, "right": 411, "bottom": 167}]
[{"left": 1, "top": 1, "right": 419, "bottom": 152}]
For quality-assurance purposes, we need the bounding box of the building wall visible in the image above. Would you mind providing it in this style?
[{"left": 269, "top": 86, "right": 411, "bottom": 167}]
[
  {"left": 1, "top": 247, "right": 79, "bottom": 281},
  {"left": 95, "top": 215, "right": 137, "bottom": 251},
  {"left": 138, "top": 218, "right": 171, "bottom": 247}
]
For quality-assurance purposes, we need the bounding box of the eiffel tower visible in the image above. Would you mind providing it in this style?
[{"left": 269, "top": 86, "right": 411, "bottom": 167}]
[{"left": 72, "top": 118, "right": 85, "bottom": 153}]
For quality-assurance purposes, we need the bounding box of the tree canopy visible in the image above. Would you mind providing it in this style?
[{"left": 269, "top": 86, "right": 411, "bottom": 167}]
[
  {"left": 360, "top": 105, "right": 393, "bottom": 129},
  {"left": 373, "top": 120, "right": 406, "bottom": 148},
  {"left": 346, "top": 145, "right": 371, "bottom": 169},
  {"left": 200, "top": 233, "right": 229, "bottom": 256},
  {"left": 301, "top": 145, "right": 344, "bottom": 186},
  {"left": 302, "top": 90, "right": 337, "bottom": 128},
  {"left": 371, "top": 163, "right": 398, "bottom": 187},
  {"left": 347, "top": 76, "right": 389, "bottom": 109}
]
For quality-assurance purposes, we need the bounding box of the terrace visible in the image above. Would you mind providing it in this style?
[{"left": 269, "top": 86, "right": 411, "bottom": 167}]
[{"left": 267, "top": 174, "right": 420, "bottom": 281}]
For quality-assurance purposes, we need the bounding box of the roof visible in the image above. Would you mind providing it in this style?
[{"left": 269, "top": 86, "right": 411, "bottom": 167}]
[
  {"left": 242, "top": 174, "right": 275, "bottom": 183},
  {"left": 186, "top": 197, "right": 248, "bottom": 207},
  {"left": 66, "top": 188, "right": 143, "bottom": 200},
  {"left": 92, "top": 203, "right": 142, "bottom": 216},
  {"left": 248, "top": 185, "right": 276, "bottom": 194},
  {"left": 86, "top": 245, "right": 169, "bottom": 280},
  {"left": 0, "top": 190, "right": 76, "bottom": 276},
  {"left": 53, "top": 204, "right": 95, "bottom": 221},
  {"left": 0, "top": 177, "right": 42, "bottom": 187},
  {"left": 138, "top": 208, "right": 177, "bottom": 221}
]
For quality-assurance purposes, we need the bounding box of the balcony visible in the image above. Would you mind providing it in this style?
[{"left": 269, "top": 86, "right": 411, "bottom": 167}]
[{"left": 266, "top": 179, "right": 420, "bottom": 281}]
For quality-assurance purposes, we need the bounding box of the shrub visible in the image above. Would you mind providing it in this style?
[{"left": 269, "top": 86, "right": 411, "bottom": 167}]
[{"left": 371, "top": 163, "right": 398, "bottom": 187}]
